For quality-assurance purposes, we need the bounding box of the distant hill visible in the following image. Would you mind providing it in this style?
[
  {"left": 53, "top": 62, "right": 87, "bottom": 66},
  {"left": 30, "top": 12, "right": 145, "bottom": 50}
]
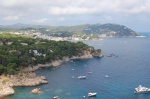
[
  {"left": 82, "top": 23, "right": 140, "bottom": 37},
  {"left": 0, "top": 23, "right": 140, "bottom": 37}
]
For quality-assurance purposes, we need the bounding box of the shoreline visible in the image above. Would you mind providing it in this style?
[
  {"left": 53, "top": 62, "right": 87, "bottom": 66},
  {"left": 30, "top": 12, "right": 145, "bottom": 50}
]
[
  {"left": 0, "top": 72, "right": 48, "bottom": 98},
  {"left": 0, "top": 50, "right": 103, "bottom": 98},
  {"left": 21, "top": 50, "right": 103, "bottom": 72}
]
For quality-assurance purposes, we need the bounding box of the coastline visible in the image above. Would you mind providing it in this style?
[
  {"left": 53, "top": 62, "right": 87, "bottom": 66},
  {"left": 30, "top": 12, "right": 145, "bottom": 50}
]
[
  {"left": 0, "top": 50, "right": 103, "bottom": 98},
  {"left": 0, "top": 72, "right": 48, "bottom": 98},
  {"left": 21, "top": 50, "right": 103, "bottom": 72}
]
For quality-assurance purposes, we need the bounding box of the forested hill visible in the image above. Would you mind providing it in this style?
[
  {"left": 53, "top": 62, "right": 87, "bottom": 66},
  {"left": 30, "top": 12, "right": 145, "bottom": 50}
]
[
  {"left": 0, "top": 23, "right": 140, "bottom": 37},
  {"left": 0, "top": 33, "right": 101, "bottom": 74},
  {"left": 82, "top": 23, "right": 139, "bottom": 37}
]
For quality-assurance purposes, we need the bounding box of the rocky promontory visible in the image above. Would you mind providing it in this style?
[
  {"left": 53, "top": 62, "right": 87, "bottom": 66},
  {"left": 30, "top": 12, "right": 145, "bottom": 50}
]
[
  {"left": 0, "top": 72, "right": 48, "bottom": 98},
  {"left": 21, "top": 49, "right": 103, "bottom": 72}
]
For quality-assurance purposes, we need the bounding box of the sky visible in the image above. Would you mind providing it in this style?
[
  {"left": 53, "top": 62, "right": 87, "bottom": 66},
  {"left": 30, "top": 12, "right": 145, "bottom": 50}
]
[{"left": 0, "top": 0, "right": 150, "bottom": 32}]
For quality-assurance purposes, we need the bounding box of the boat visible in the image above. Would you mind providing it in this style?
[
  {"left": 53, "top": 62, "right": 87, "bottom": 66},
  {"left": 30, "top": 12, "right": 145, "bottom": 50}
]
[
  {"left": 53, "top": 96, "right": 60, "bottom": 99},
  {"left": 105, "top": 75, "right": 109, "bottom": 78},
  {"left": 88, "top": 71, "right": 92, "bottom": 74},
  {"left": 88, "top": 92, "right": 97, "bottom": 97},
  {"left": 77, "top": 76, "right": 86, "bottom": 79},
  {"left": 134, "top": 85, "right": 150, "bottom": 93}
]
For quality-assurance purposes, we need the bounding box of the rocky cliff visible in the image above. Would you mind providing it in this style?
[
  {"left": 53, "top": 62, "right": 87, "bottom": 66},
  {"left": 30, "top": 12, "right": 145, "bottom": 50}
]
[{"left": 21, "top": 49, "right": 103, "bottom": 72}]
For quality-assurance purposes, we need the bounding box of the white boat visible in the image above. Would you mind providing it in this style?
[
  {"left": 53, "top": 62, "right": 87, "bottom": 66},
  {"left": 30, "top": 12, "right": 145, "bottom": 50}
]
[
  {"left": 88, "top": 72, "right": 92, "bottom": 74},
  {"left": 88, "top": 92, "right": 97, "bottom": 97},
  {"left": 105, "top": 75, "right": 109, "bottom": 78},
  {"left": 53, "top": 96, "right": 60, "bottom": 99},
  {"left": 134, "top": 85, "right": 150, "bottom": 93},
  {"left": 77, "top": 76, "right": 86, "bottom": 79}
]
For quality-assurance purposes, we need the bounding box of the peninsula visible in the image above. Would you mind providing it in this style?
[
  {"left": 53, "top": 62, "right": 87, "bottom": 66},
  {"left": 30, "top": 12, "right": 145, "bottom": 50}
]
[{"left": 0, "top": 33, "right": 103, "bottom": 98}]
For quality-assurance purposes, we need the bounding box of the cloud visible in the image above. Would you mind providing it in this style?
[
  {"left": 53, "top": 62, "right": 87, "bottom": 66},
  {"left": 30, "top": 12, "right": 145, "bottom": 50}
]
[
  {"left": 2, "top": 15, "right": 20, "bottom": 21},
  {"left": 0, "top": 0, "right": 150, "bottom": 17},
  {"left": 47, "top": 6, "right": 96, "bottom": 15},
  {"left": 46, "top": 0, "right": 150, "bottom": 15},
  {"left": 0, "top": 0, "right": 149, "bottom": 22},
  {"left": 0, "top": 0, "right": 150, "bottom": 32}
]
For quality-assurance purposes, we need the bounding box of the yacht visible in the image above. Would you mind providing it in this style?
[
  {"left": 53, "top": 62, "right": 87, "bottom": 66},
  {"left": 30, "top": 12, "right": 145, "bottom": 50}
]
[
  {"left": 88, "top": 92, "right": 97, "bottom": 97},
  {"left": 77, "top": 76, "right": 86, "bottom": 79},
  {"left": 134, "top": 85, "right": 150, "bottom": 93},
  {"left": 88, "top": 72, "right": 92, "bottom": 74}
]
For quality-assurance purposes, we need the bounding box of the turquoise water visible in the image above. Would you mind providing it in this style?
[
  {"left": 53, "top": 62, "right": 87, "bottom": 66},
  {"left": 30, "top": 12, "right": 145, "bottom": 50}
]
[{"left": 3, "top": 36, "right": 150, "bottom": 99}]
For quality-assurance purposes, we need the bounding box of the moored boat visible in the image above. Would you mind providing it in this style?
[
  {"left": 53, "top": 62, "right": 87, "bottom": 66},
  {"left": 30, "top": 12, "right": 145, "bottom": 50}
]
[
  {"left": 134, "top": 85, "right": 150, "bottom": 93},
  {"left": 77, "top": 76, "right": 86, "bottom": 79},
  {"left": 88, "top": 92, "right": 97, "bottom": 97}
]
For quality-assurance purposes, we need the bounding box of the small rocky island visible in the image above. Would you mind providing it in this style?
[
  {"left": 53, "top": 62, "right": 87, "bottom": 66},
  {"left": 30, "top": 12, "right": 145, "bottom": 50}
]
[
  {"left": 0, "top": 33, "right": 103, "bottom": 98},
  {"left": 31, "top": 88, "right": 43, "bottom": 94}
]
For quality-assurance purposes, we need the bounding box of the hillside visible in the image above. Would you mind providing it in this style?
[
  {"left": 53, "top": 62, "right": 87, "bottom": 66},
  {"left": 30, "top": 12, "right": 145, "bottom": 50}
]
[
  {"left": 0, "top": 23, "right": 140, "bottom": 38},
  {"left": 0, "top": 33, "right": 102, "bottom": 74},
  {"left": 82, "top": 23, "right": 139, "bottom": 37}
]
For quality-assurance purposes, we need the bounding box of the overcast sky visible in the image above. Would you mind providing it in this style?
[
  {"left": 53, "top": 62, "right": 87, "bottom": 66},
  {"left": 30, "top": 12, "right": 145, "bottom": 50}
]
[{"left": 0, "top": 0, "right": 150, "bottom": 32}]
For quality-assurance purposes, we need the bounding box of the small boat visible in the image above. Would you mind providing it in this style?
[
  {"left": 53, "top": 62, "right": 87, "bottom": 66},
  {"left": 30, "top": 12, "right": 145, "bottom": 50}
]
[
  {"left": 134, "top": 85, "right": 150, "bottom": 93},
  {"left": 53, "top": 96, "right": 60, "bottom": 99},
  {"left": 77, "top": 76, "right": 86, "bottom": 79},
  {"left": 105, "top": 75, "right": 109, "bottom": 78},
  {"left": 88, "top": 92, "right": 97, "bottom": 97},
  {"left": 88, "top": 72, "right": 92, "bottom": 74}
]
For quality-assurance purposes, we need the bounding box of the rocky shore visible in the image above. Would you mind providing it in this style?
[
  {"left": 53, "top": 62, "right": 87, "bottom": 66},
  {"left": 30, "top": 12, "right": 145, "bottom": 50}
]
[
  {"left": 21, "top": 49, "right": 103, "bottom": 72},
  {"left": 0, "top": 72, "right": 48, "bottom": 98},
  {"left": 0, "top": 49, "right": 103, "bottom": 98}
]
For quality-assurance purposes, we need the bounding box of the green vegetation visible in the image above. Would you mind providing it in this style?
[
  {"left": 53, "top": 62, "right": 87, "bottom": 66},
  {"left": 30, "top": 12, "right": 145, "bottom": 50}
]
[
  {"left": 0, "top": 23, "right": 140, "bottom": 38},
  {"left": 0, "top": 33, "right": 93, "bottom": 75}
]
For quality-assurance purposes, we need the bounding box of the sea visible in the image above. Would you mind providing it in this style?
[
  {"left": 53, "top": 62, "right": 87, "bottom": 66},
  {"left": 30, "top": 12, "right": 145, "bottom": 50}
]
[{"left": 3, "top": 32, "right": 150, "bottom": 99}]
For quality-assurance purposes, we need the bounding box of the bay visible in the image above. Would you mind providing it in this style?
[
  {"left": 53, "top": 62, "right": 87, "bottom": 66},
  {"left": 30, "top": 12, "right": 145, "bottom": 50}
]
[{"left": 3, "top": 35, "right": 150, "bottom": 99}]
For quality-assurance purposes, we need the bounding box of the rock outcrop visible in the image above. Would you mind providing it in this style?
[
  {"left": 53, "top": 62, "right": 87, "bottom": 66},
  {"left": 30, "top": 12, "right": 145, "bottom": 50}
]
[
  {"left": 31, "top": 88, "right": 43, "bottom": 94},
  {"left": 92, "top": 49, "right": 104, "bottom": 57},
  {"left": 0, "top": 72, "right": 48, "bottom": 98},
  {"left": 0, "top": 85, "right": 15, "bottom": 98}
]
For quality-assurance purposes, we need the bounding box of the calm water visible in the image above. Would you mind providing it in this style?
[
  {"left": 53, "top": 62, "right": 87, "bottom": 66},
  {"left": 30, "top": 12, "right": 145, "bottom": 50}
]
[{"left": 3, "top": 35, "right": 150, "bottom": 99}]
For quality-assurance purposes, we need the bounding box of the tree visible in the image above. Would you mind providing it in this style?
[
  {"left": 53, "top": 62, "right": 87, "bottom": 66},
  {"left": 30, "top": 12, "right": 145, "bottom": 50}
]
[{"left": 0, "top": 65, "right": 6, "bottom": 74}]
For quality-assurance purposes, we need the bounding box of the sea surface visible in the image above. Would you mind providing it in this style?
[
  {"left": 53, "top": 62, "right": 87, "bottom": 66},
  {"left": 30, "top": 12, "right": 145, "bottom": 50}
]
[{"left": 3, "top": 33, "right": 150, "bottom": 99}]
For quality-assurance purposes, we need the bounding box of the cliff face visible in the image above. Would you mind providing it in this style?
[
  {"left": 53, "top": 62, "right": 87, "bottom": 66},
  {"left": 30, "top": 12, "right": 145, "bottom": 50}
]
[
  {"left": 92, "top": 49, "right": 103, "bottom": 57},
  {"left": 72, "top": 48, "right": 103, "bottom": 59}
]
